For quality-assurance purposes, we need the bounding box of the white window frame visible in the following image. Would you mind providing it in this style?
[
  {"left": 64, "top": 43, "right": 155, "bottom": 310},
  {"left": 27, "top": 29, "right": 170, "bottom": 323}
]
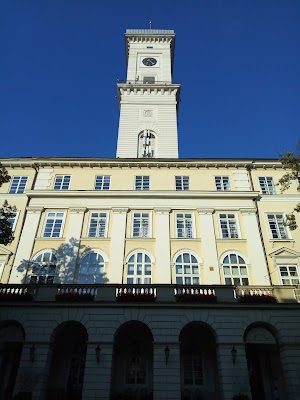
[
  {"left": 175, "top": 212, "right": 194, "bottom": 238},
  {"left": 8, "top": 210, "right": 19, "bottom": 231},
  {"left": 259, "top": 177, "right": 276, "bottom": 194},
  {"left": 174, "top": 252, "right": 200, "bottom": 285},
  {"left": 267, "top": 213, "right": 289, "bottom": 239},
  {"left": 125, "top": 251, "right": 152, "bottom": 284},
  {"left": 53, "top": 175, "right": 71, "bottom": 190},
  {"left": 134, "top": 176, "right": 150, "bottom": 190},
  {"left": 131, "top": 212, "right": 151, "bottom": 238},
  {"left": 77, "top": 251, "right": 106, "bottom": 284},
  {"left": 218, "top": 213, "right": 240, "bottom": 239},
  {"left": 8, "top": 176, "right": 28, "bottom": 194},
  {"left": 30, "top": 251, "right": 57, "bottom": 284},
  {"left": 175, "top": 176, "right": 190, "bottom": 191},
  {"left": 94, "top": 175, "right": 111, "bottom": 190},
  {"left": 215, "top": 176, "right": 231, "bottom": 191},
  {"left": 222, "top": 253, "right": 249, "bottom": 286},
  {"left": 278, "top": 264, "right": 300, "bottom": 286},
  {"left": 42, "top": 211, "right": 66, "bottom": 238},
  {"left": 87, "top": 211, "right": 109, "bottom": 238}
]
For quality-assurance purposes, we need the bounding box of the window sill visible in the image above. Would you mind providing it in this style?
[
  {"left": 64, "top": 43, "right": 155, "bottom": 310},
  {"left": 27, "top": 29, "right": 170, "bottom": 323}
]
[
  {"left": 270, "top": 239, "right": 294, "bottom": 242},
  {"left": 127, "top": 237, "right": 155, "bottom": 241},
  {"left": 81, "top": 237, "right": 110, "bottom": 241},
  {"left": 170, "top": 238, "right": 201, "bottom": 241},
  {"left": 35, "top": 237, "right": 65, "bottom": 241},
  {"left": 216, "top": 238, "right": 247, "bottom": 242}
]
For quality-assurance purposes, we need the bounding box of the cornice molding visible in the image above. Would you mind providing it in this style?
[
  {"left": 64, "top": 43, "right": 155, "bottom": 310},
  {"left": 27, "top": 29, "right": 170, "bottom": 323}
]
[
  {"left": 197, "top": 208, "right": 215, "bottom": 215},
  {"left": 154, "top": 207, "right": 171, "bottom": 214},
  {"left": 112, "top": 207, "right": 129, "bottom": 214},
  {"left": 240, "top": 208, "right": 257, "bottom": 215},
  {"left": 69, "top": 207, "right": 87, "bottom": 214},
  {"left": 26, "top": 206, "right": 44, "bottom": 213}
]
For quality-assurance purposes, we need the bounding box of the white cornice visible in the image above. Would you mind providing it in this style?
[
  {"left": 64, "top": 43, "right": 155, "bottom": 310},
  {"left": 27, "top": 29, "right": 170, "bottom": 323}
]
[{"left": 25, "top": 190, "right": 260, "bottom": 200}]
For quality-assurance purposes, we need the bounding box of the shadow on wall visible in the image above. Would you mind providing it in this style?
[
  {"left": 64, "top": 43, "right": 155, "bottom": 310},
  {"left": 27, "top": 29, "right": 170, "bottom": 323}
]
[{"left": 15, "top": 238, "right": 109, "bottom": 284}]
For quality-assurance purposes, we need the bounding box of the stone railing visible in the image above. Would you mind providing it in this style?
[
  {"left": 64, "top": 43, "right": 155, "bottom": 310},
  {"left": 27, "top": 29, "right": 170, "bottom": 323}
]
[{"left": 0, "top": 284, "right": 297, "bottom": 304}]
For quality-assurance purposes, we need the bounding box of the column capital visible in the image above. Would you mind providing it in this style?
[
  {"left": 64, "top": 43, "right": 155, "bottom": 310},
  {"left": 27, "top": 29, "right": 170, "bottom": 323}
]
[
  {"left": 26, "top": 206, "right": 44, "bottom": 214},
  {"left": 154, "top": 207, "right": 171, "bottom": 215},
  {"left": 197, "top": 208, "right": 215, "bottom": 215},
  {"left": 112, "top": 207, "right": 129, "bottom": 214},
  {"left": 240, "top": 208, "right": 257, "bottom": 215},
  {"left": 69, "top": 207, "right": 87, "bottom": 214}
]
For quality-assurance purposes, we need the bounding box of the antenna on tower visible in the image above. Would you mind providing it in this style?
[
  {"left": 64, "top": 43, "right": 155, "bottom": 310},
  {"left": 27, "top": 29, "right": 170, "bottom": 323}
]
[{"left": 149, "top": 20, "right": 152, "bottom": 29}]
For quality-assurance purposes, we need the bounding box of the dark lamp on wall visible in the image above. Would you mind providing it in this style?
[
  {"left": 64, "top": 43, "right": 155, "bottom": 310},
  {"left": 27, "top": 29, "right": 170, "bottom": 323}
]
[
  {"left": 164, "top": 346, "right": 170, "bottom": 366},
  {"left": 30, "top": 344, "right": 36, "bottom": 362},
  {"left": 231, "top": 346, "right": 237, "bottom": 364},
  {"left": 95, "top": 345, "right": 101, "bottom": 364}
]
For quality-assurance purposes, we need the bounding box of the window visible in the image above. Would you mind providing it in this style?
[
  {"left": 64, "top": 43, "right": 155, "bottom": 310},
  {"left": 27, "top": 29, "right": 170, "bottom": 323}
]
[
  {"left": 78, "top": 252, "right": 105, "bottom": 284},
  {"left": 132, "top": 212, "right": 150, "bottom": 238},
  {"left": 143, "top": 76, "right": 155, "bottom": 84},
  {"left": 259, "top": 177, "right": 276, "bottom": 194},
  {"left": 175, "top": 253, "right": 200, "bottom": 285},
  {"left": 94, "top": 176, "right": 111, "bottom": 190},
  {"left": 219, "top": 213, "right": 239, "bottom": 238},
  {"left": 126, "top": 252, "right": 152, "bottom": 284},
  {"left": 53, "top": 175, "right": 71, "bottom": 190},
  {"left": 42, "top": 212, "right": 65, "bottom": 238},
  {"left": 88, "top": 212, "right": 107, "bottom": 238},
  {"left": 176, "top": 213, "right": 193, "bottom": 238},
  {"left": 8, "top": 176, "right": 28, "bottom": 194},
  {"left": 7, "top": 211, "right": 18, "bottom": 231},
  {"left": 30, "top": 251, "right": 57, "bottom": 284},
  {"left": 175, "top": 176, "right": 189, "bottom": 191},
  {"left": 222, "top": 253, "right": 249, "bottom": 285},
  {"left": 138, "top": 130, "right": 156, "bottom": 158},
  {"left": 278, "top": 265, "right": 300, "bottom": 286},
  {"left": 182, "top": 352, "right": 203, "bottom": 386},
  {"left": 215, "top": 176, "right": 230, "bottom": 191},
  {"left": 135, "top": 176, "right": 150, "bottom": 190},
  {"left": 267, "top": 213, "right": 288, "bottom": 239}
]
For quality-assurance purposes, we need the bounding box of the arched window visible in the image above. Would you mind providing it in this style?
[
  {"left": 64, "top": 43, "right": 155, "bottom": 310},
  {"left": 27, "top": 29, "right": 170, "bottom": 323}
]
[
  {"left": 78, "top": 252, "right": 105, "bottom": 284},
  {"left": 222, "top": 253, "right": 249, "bottom": 285},
  {"left": 175, "top": 253, "right": 200, "bottom": 285},
  {"left": 30, "top": 251, "right": 57, "bottom": 284},
  {"left": 138, "top": 130, "right": 156, "bottom": 158},
  {"left": 126, "top": 252, "right": 152, "bottom": 284}
]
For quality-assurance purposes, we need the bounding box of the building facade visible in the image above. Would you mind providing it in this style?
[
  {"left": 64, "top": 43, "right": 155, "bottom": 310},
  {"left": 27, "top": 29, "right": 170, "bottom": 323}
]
[{"left": 0, "top": 29, "right": 300, "bottom": 400}]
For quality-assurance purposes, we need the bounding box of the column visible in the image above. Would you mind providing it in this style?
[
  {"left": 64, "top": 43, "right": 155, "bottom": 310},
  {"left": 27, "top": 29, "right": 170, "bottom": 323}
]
[
  {"left": 59, "top": 207, "right": 86, "bottom": 283},
  {"left": 197, "top": 209, "right": 221, "bottom": 284},
  {"left": 82, "top": 342, "right": 113, "bottom": 400},
  {"left": 9, "top": 207, "right": 44, "bottom": 283},
  {"left": 153, "top": 342, "right": 181, "bottom": 400},
  {"left": 107, "top": 208, "right": 128, "bottom": 283},
  {"left": 154, "top": 208, "right": 171, "bottom": 283},
  {"left": 217, "top": 343, "right": 251, "bottom": 400},
  {"left": 240, "top": 209, "right": 271, "bottom": 285}
]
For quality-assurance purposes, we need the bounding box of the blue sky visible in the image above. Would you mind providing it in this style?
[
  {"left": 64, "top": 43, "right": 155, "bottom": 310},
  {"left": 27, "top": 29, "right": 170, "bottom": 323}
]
[{"left": 0, "top": 0, "right": 299, "bottom": 159}]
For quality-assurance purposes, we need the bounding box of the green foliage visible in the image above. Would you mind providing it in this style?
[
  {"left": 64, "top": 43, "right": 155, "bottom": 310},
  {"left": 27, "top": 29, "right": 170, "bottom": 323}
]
[
  {"left": 279, "top": 140, "right": 300, "bottom": 230},
  {"left": 0, "top": 163, "right": 11, "bottom": 186},
  {"left": 0, "top": 200, "right": 16, "bottom": 245}
]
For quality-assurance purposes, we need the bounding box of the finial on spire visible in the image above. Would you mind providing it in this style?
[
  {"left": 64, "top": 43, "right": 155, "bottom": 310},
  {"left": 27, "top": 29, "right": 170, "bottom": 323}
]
[{"left": 149, "top": 20, "right": 152, "bottom": 29}]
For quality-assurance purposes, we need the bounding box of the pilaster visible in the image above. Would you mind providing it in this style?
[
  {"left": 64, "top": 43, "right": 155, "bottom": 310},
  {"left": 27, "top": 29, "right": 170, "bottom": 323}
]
[{"left": 154, "top": 208, "right": 171, "bottom": 283}]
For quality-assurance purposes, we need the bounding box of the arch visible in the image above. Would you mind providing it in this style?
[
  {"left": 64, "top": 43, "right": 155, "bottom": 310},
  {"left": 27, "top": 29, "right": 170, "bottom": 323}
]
[
  {"left": 219, "top": 250, "right": 250, "bottom": 265},
  {"left": 220, "top": 251, "right": 249, "bottom": 286},
  {"left": 179, "top": 322, "right": 220, "bottom": 399},
  {"left": 77, "top": 250, "right": 107, "bottom": 284},
  {"left": 29, "top": 249, "right": 58, "bottom": 284},
  {"left": 125, "top": 249, "right": 155, "bottom": 263},
  {"left": 137, "top": 130, "right": 157, "bottom": 158},
  {"left": 111, "top": 321, "right": 153, "bottom": 400},
  {"left": 46, "top": 321, "right": 88, "bottom": 400},
  {"left": 244, "top": 321, "right": 279, "bottom": 345},
  {"left": 0, "top": 321, "right": 25, "bottom": 399},
  {"left": 124, "top": 250, "right": 154, "bottom": 285},
  {"left": 174, "top": 251, "right": 201, "bottom": 285}
]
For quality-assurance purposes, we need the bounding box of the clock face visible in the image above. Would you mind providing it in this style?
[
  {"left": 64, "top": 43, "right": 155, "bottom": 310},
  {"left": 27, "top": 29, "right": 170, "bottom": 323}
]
[{"left": 142, "top": 57, "right": 157, "bottom": 66}]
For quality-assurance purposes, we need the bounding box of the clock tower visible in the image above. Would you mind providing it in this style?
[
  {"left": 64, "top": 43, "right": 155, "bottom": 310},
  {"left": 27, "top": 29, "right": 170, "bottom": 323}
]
[{"left": 116, "top": 29, "right": 180, "bottom": 158}]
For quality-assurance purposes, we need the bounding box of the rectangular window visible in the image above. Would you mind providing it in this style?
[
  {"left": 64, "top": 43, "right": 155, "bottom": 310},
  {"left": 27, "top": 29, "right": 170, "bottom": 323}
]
[
  {"left": 175, "top": 176, "right": 189, "bottom": 191},
  {"left": 88, "top": 212, "right": 107, "bottom": 238},
  {"left": 132, "top": 212, "right": 150, "bottom": 238},
  {"left": 267, "top": 214, "right": 288, "bottom": 239},
  {"left": 143, "top": 76, "right": 155, "bottom": 84},
  {"left": 176, "top": 213, "right": 193, "bottom": 238},
  {"left": 8, "top": 211, "right": 18, "bottom": 231},
  {"left": 215, "top": 176, "right": 230, "bottom": 191},
  {"left": 94, "top": 176, "right": 111, "bottom": 190},
  {"left": 219, "top": 213, "right": 239, "bottom": 238},
  {"left": 279, "top": 265, "right": 300, "bottom": 285},
  {"left": 42, "top": 212, "right": 65, "bottom": 238},
  {"left": 135, "top": 176, "right": 150, "bottom": 190},
  {"left": 259, "top": 177, "right": 276, "bottom": 194},
  {"left": 8, "top": 176, "right": 28, "bottom": 194},
  {"left": 53, "top": 175, "right": 71, "bottom": 190}
]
